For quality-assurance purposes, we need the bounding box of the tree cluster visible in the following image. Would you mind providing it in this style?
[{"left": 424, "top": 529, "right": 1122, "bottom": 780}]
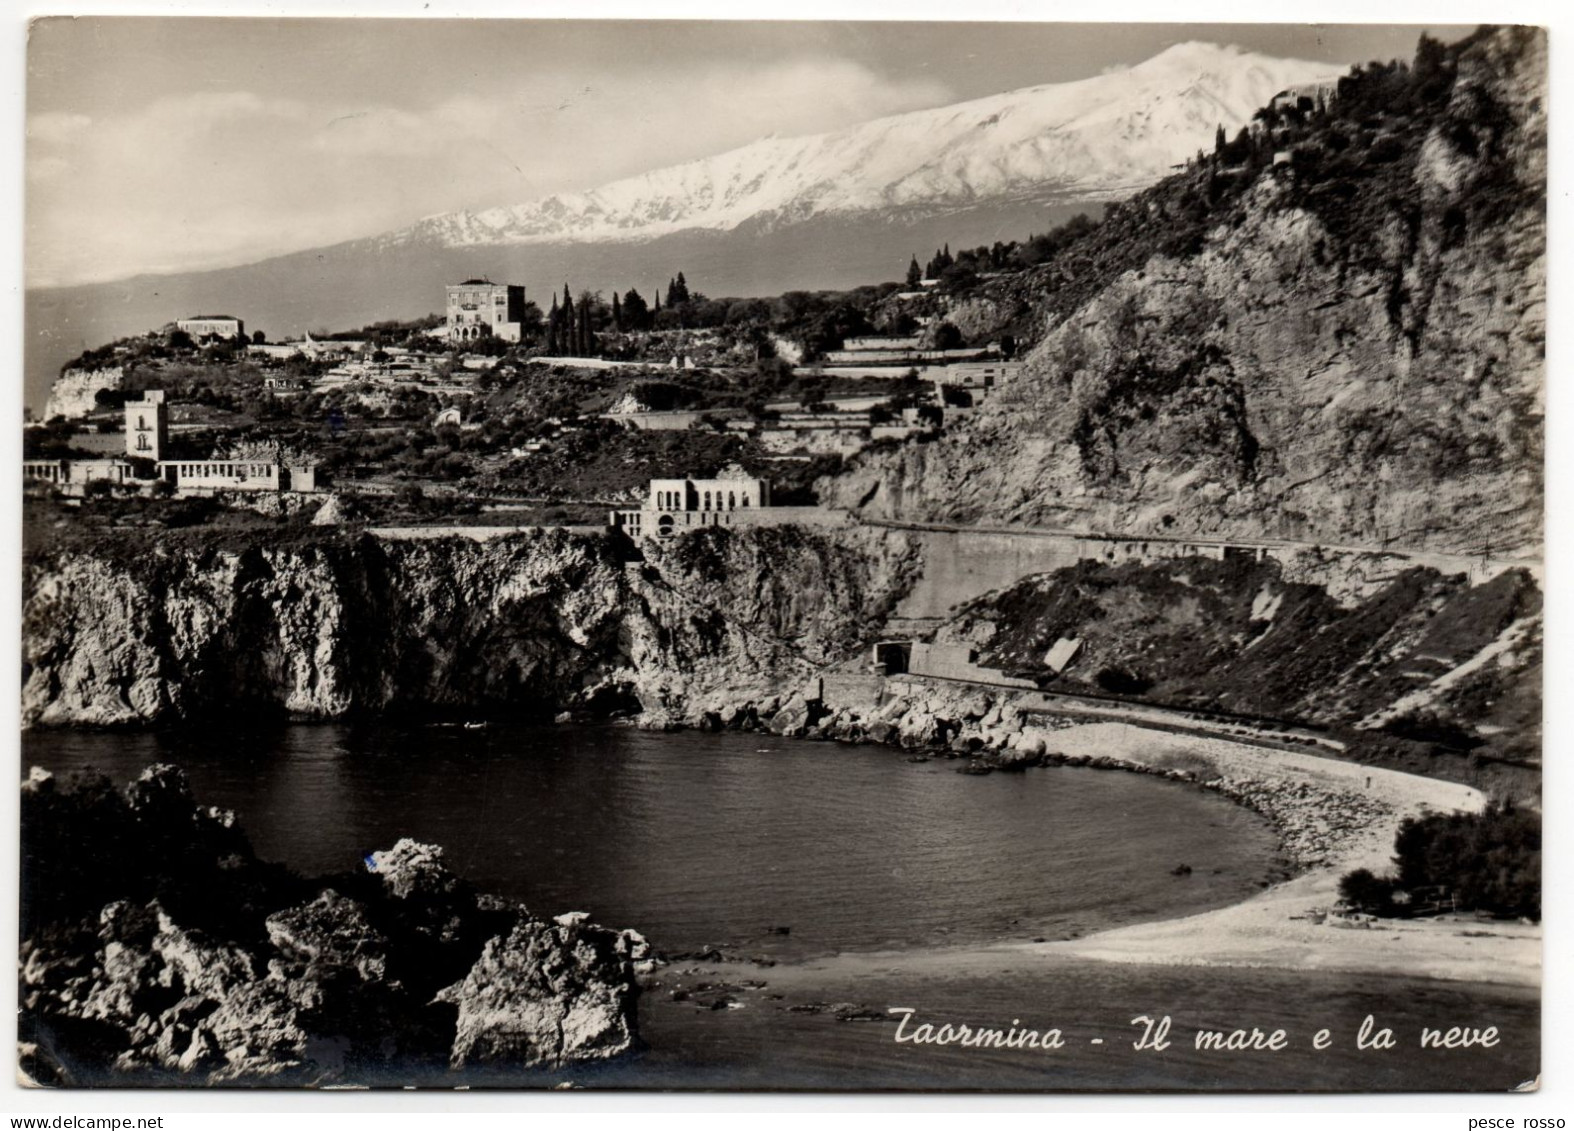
[
  {"left": 546, "top": 285, "right": 601, "bottom": 356},
  {"left": 922, "top": 244, "right": 954, "bottom": 280},
  {"left": 1339, "top": 800, "right": 1540, "bottom": 920}
]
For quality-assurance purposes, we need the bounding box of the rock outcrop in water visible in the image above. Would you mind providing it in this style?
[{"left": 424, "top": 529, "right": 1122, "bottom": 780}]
[
  {"left": 19, "top": 764, "right": 649, "bottom": 1086},
  {"left": 822, "top": 27, "right": 1545, "bottom": 558},
  {"left": 21, "top": 524, "right": 920, "bottom": 728}
]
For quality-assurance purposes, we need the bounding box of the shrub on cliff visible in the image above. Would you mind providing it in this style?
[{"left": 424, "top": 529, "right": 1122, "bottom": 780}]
[
  {"left": 1094, "top": 667, "right": 1154, "bottom": 696},
  {"left": 1337, "top": 867, "right": 1396, "bottom": 915}
]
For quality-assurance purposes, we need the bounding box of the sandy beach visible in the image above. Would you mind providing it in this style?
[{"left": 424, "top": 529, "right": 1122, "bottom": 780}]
[
  {"left": 1031, "top": 722, "right": 1541, "bottom": 987},
  {"left": 728, "top": 721, "right": 1539, "bottom": 991}
]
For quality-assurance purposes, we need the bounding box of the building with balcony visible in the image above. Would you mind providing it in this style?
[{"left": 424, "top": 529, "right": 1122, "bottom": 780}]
[{"left": 446, "top": 279, "right": 527, "bottom": 343}]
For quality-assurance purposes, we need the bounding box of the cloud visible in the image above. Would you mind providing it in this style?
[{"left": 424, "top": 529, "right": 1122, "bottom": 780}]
[
  {"left": 26, "top": 56, "right": 952, "bottom": 288},
  {"left": 306, "top": 58, "right": 949, "bottom": 163},
  {"left": 27, "top": 155, "right": 70, "bottom": 183},
  {"left": 28, "top": 111, "right": 92, "bottom": 144},
  {"left": 140, "top": 90, "right": 309, "bottom": 130}
]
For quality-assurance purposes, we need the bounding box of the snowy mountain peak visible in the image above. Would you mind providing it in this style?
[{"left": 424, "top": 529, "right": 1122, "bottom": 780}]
[
  {"left": 1144, "top": 40, "right": 1251, "bottom": 64},
  {"left": 387, "top": 42, "right": 1343, "bottom": 251}
]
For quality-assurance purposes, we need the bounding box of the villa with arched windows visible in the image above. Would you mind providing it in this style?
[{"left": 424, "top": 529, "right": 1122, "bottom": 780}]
[
  {"left": 628, "top": 475, "right": 772, "bottom": 538},
  {"left": 609, "top": 473, "right": 849, "bottom": 540},
  {"left": 647, "top": 476, "right": 768, "bottom": 515}
]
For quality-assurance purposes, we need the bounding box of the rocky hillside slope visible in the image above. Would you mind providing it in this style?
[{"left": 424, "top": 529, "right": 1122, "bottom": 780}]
[
  {"left": 20, "top": 764, "right": 649, "bottom": 1085},
  {"left": 936, "top": 555, "right": 1541, "bottom": 766},
  {"left": 21, "top": 525, "right": 920, "bottom": 728},
  {"left": 824, "top": 27, "right": 1544, "bottom": 558}
]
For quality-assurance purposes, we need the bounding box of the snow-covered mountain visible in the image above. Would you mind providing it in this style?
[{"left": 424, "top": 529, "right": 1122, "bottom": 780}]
[
  {"left": 28, "top": 41, "right": 1348, "bottom": 412},
  {"left": 389, "top": 42, "right": 1342, "bottom": 250}
]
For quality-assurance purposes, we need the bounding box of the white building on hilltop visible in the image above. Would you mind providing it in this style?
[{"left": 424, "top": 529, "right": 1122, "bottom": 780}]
[
  {"left": 177, "top": 316, "right": 245, "bottom": 341},
  {"left": 446, "top": 279, "right": 527, "bottom": 343}
]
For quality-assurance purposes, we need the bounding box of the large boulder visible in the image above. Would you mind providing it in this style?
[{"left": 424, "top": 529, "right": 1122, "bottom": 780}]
[
  {"left": 367, "top": 838, "right": 460, "bottom": 902},
  {"left": 20, "top": 898, "right": 310, "bottom": 1081},
  {"left": 766, "top": 693, "right": 814, "bottom": 737},
  {"left": 897, "top": 710, "right": 942, "bottom": 748},
  {"left": 266, "top": 889, "right": 390, "bottom": 990},
  {"left": 437, "top": 917, "right": 647, "bottom": 1069}
]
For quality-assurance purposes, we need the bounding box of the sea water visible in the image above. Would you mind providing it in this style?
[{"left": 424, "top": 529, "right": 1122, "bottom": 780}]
[{"left": 19, "top": 722, "right": 1538, "bottom": 1091}]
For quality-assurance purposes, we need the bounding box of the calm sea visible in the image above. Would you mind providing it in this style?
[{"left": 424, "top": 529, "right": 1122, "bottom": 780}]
[{"left": 19, "top": 723, "right": 1538, "bottom": 1091}]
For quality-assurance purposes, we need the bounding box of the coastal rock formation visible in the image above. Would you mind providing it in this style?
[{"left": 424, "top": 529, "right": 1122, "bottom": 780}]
[
  {"left": 438, "top": 917, "right": 648, "bottom": 1069},
  {"left": 22, "top": 516, "right": 1540, "bottom": 778},
  {"left": 21, "top": 524, "right": 920, "bottom": 728},
  {"left": 19, "top": 766, "right": 644, "bottom": 1085},
  {"left": 822, "top": 28, "right": 1545, "bottom": 558},
  {"left": 43, "top": 366, "right": 122, "bottom": 421}
]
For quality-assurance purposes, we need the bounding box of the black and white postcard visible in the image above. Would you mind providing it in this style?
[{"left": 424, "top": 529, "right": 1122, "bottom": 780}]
[{"left": 15, "top": 13, "right": 1545, "bottom": 1096}]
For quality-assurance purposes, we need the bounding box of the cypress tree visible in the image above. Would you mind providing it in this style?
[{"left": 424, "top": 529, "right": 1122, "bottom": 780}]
[
  {"left": 623, "top": 288, "right": 649, "bottom": 330},
  {"left": 562, "top": 286, "right": 576, "bottom": 356},
  {"left": 905, "top": 255, "right": 922, "bottom": 287},
  {"left": 576, "top": 291, "right": 594, "bottom": 356},
  {"left": 612, "top": 292, "right": 623, "bottom": 331}
]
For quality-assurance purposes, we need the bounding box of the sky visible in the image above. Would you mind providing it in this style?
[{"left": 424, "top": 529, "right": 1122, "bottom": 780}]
[{"left": 25, "top": 17, "right": 1473, "bottom": 290}]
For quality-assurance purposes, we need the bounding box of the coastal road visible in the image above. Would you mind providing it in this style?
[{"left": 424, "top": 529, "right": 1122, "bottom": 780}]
[{"left": 857, "top": 515, "right": 1542, "bottom": 575}]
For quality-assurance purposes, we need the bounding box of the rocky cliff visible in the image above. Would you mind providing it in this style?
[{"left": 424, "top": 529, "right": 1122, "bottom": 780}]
[
  {"left": 21, "top": 524, "right": 920, "bottom": 728},
  {"left": 20, "top": 764, "right": 649, "bottom": 1085},
  {"left": 824, "top": 27, "right": 1544, "bottom": 558},
  {"left": 43, "top": 366, "right": 122, "bottom": 421}
]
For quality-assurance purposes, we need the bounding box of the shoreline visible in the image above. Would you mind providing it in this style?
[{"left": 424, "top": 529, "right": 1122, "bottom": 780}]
[
  {"left": 735, "top": 718, "right": 1540, "bottom": 991},
  {"left": 22, "top": 709, "right": 1541, "bottom": 991},
  {"left": 1028, "top": 722, "right": 1541, "bottom": 987}
]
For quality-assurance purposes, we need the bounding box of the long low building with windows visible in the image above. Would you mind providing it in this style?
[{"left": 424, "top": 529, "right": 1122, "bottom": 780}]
[
  {"left": 23, "top": 458, "right": 134, "bottom": 493},
  {"left": 160, "top": 459, "right": 318, "bottom": 493},
  {"left": 28, "top": 391, "right": 325, "bottom": 497},
  {"left": 24, "top": 455, "right": 323, "bottom": 496}
]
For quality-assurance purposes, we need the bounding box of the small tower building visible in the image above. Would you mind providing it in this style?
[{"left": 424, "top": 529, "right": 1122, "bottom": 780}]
[{"left": 125, "top": 390, "right": 168, "bottom": 461}]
